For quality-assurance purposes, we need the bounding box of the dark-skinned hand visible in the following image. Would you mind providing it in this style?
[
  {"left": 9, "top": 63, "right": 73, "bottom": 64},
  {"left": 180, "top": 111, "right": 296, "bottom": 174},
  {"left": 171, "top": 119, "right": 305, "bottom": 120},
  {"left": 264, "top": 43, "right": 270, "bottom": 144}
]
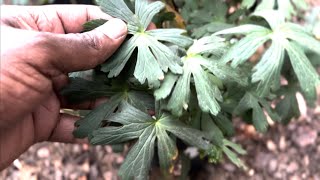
[{"left": 0, "top": 5, "right": 127, "bottom": 169}]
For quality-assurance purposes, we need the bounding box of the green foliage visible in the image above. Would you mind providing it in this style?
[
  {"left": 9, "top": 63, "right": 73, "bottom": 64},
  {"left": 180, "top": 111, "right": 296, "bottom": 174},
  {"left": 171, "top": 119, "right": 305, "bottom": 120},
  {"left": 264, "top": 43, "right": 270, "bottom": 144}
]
[
  {"left": 99, "top": 0, "right": 193, "bottom": 88},
  {"left": 61, "top": 0, "right": 320, "bottom": 179},
  {"left": 91, "top": 102, "right": 212, "bottom": 179},
  {"left": 215, "top": 10, "right": 320, "bottom": 99},
  {"left": 82, "top": 19, "right": 108, "bottom": 32}
]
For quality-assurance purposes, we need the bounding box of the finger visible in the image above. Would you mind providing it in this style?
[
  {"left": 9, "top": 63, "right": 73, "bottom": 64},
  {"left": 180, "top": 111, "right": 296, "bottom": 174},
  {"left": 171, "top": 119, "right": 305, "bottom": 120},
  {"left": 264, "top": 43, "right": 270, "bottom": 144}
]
[
  {"left": 46, "top": 5, "right": 113, "bottom": 33},
  {"left": 0, "top": 5, "right": 112, "bottom": 33},
  {"left": 52, "top": 74, "right": 69, "bottom": 91},
  {"left": 43, "top": 18, "right": 127, "bottom": 73},
  {"left": 49, "top": 114, "right": 88, "bottom": 144},
  {"left": 61, "top": 97, "right": 108, "bottom": 110}
]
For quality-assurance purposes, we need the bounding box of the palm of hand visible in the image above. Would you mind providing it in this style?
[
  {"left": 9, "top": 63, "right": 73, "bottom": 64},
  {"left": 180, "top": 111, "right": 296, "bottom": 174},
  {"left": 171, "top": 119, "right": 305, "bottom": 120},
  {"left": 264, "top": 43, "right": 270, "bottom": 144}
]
[{"left": 0, "top": 5, "right": 127, "bottom": 169}]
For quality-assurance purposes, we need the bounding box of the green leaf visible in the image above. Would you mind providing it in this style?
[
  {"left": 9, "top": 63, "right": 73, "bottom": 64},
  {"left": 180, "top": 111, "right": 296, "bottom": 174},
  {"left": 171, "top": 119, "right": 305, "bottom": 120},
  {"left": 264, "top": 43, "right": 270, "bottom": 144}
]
[
  {"left": 253, "top": 10, "right": 285, "bottom": 30},
  {"left": 148, "top": 29, "right": 193, "bottom": 48},
  {"left": 255, "top": 0, "right": 275, "bottom": 12},
  {"left": 135, "top": 0, "right": 165, "bottom": 30},
  {"left": 205, "top": 61, "right": 249, "bottom": 87},
  {"left": 100, "top": 0, "right": 191, "bottom": 88},
  {"left": 192, "top": 22, "right": 235, "bottom": 38},
  {"left": 234, "top": 92, "right": 269, "bottom": 132},
  {"left": 276, "top": 0, "right": 308, "bottom": 19},
  {"left": 187, "top": 35, "right": 226, "bottom": 55},
  {"left": 126, "top": 91, "right": 155, "bottom": 112},
  {"left": 252, "top": 41, "right": 285, "bottom": 96},
  {"left": 221, "top": 33, "right": 270, "bottom": 67},
  {"left": 241, "top": 0, "right": 256, "bottom": 9},
  {"left": 61, "top": 78, "right": 113, "bottom": 104},
  {"left": 82, "top": 19, "right": 108, "bottom": 32},
  {"left": 222, "top": 139, "right": 247, "bottom": 168},
  {"left": 135, "top": 43, "right": 164, "bottom": 88},
  {"left": 284, "top": 42, "right": 320, "bottom": 101},
  {"left": 91, "top": 103, "right": 211, "bottom": 179},
  {"left": 275, "top": 87, "right": 300, "bottom": 124},
  {"left": 98, "top": 0, "right": 139, "bottom": 28},
  {"left": 215, "top": 24, "right": 271, "bottom": 36},
  {"left": 154, "top": 73, "right": 178, "bottom": 100},
  {"left": 201, "top": 113, "right": 224, "bottom": 146},
  {"left": 159, "top": 114, "right": 211, "bottom": 150},
  {"left": 163, "top": 35, "right": 246, "bottom": 116},
  {"left": 282, "top": 23, "right": 320, "bottom": 54},
  {"left": 102, "top": 35, "right": 139, "bottom": 77},
  {"left": 213, "top": 114, "right": 235, "bottom": 136},
  {"left": 192, "top": 62, "right": 222, "bottom": 115},
  {"left": 223, "top": 139, "right": 246, "bottom": 155},
  {"left": 156, "top": 125, "right": 178, "bottom": 174},
  {"left": 167, "top": 68, "right": 192, "bottom": 116},
  {"left": 74, "top": 94, "right": 123, "bottom": 138},
  {"left": 166, "top": 55, "right": 224, "bottom": 116},
  {"left": 119, "top": 127, "right": 156, "bottom": 180}
]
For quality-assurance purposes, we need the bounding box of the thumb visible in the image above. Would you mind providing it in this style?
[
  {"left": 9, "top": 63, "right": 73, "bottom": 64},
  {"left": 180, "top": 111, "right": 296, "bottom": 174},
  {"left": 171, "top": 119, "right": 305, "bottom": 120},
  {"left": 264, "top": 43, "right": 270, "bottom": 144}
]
[{"left": 46, "top": 18, "right": 127, "bottom": 73}]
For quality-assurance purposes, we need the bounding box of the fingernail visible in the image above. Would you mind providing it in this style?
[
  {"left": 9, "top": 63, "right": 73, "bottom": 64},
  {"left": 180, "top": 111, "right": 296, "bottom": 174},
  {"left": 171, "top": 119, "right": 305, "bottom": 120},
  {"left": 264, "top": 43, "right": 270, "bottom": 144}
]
[{"left": 99, "top": 18, "right": 127, "bottom": 39}]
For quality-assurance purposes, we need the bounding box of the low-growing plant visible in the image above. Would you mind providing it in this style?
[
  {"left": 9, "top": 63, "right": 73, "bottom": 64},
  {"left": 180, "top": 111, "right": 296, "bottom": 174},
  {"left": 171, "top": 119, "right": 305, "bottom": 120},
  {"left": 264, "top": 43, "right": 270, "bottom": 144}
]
[{"left": 61, "top": 0, "right": 320, "bottom": 179}]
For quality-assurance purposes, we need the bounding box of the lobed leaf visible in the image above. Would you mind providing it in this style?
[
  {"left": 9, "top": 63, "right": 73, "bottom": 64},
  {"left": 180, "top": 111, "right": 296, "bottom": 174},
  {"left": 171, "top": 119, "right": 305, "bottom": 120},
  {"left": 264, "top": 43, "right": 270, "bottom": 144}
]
[
  {"left": 214, "top": 24, "right": 271, "bottom": 36},
  {"left": 102, "top": 35, "right": 139, "bottom": 77},
  {"left": 134, "top": 43, "right": 164, "bottom": 88},
  {"left": 60, "top": 78, "right": 113, "bottom": 103},
  {"left": 73, "top": 94, "right": 123, "bottom": 138},
  {"left": 192, "top": 62, "right": 222, "bottom": 115},
  {"left": 91, "top": 103, "right": 212, "bottom": 179},
  {"left": 98, "top": 0, "right": 138, "bottom": 27},
  {"left": 154, "top": 73, "right": 178, "bottom": 100},
  {"left": 234, "top": 92, "right": 269, "bottom": 132},
  {"left": 148, "top": 29, "right": 193, "bottom": 48},
  {"left": 253, "top": 10, "right": 285, "bottom": 30},
  {"left": 221, "top": 33, "right": 271, "bottom": 67},
  {"left": 252, "top": 41, "right": 285, "bottom": 96},
  {"left": 136, "top": 0, "right": 165, "bottom": 30},
  {"left": 284, "top": 42, "right": 320, "bottom": 101}
]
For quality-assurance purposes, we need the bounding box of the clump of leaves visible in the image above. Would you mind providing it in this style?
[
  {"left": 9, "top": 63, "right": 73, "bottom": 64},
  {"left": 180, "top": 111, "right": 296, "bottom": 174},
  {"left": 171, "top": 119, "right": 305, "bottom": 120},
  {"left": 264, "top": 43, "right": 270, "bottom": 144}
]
[
  {"left": 242, "top": 0, "right": 308, "bottom": 19},
  {"left": 215, "top": 10, "right": 320, "bottom": 101},
  {"left": 99, "top": 0, "right": 193, "bottom": 88},
  {"left": 61, "top": 0, "right": 320, "bottom": 179}
]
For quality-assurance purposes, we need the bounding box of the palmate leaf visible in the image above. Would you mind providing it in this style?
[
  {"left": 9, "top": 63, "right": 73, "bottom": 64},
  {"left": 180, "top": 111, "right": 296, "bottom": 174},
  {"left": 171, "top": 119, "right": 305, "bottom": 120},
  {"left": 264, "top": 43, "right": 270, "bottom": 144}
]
[
  {"left": 234, "top": 92, "right": 280, "bottom": 132},
  {"left": 90, "top": 102, "right": 211, "bottom": 179},
  {"left": 222, "top": 139, "right": 247, "bottom": 168},
  {"left": 252, "top": 41, "right": 285, "bottom": 95},
  {"left": 255, "top": 0, "right": 308, "bottom": 19},
  {"left": 73, "top": 89, "right": 154, "bottom": 138},
  {"left": 99, "top": 0, "right": 193, "bottom": 88},
  {"left": 155, "top": 35, "right": 247, "bottom": 116},
  {"left": 61, "top": 78, "right": 155, "bottom": 138},
  {"left": 284, "top": 42, "right": 320, "bottom": 101},
  {"left": 60, "top": 78, "right": 114, "bottom": 103},
  {"left": 275, "top": 86, "right": 301, "bottom": 124},
  {"left": 215, "top": 10, "right": 320, "bottom": 98},
  {"left": 181, "top": 0, "right": 235, "bottom": 38}
]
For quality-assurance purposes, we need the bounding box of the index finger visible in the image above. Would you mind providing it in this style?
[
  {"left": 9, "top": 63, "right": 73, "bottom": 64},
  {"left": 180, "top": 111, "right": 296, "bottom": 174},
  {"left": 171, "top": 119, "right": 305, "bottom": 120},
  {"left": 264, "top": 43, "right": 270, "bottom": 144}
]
[
  {"left": 47, "top": 5, "right": 112, "bottom": 33},
  {"left": 0, "top": 5, "right": 112, "bottom": 33}
]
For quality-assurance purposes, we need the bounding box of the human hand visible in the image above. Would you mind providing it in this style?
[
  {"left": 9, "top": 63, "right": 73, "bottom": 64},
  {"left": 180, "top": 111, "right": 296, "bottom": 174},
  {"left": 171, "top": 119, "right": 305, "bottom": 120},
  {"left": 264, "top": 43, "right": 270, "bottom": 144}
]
[{"left": 0, "top": 5, "right": 127, "bottom": 170}]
